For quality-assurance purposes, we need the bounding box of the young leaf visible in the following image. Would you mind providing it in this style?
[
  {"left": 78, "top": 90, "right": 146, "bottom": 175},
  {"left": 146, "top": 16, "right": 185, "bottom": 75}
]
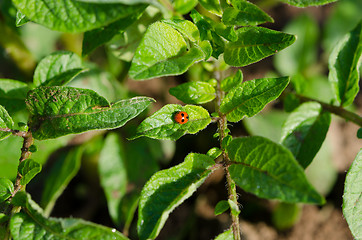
[
  {"left": 280, "top": 102, "right": 331, "bottom": 169},
  {"left": 214, "top": 200, "right": 230, "bottom": 216},
  {"left": 224, "top": 27, "right": 296, "bottom": 67},
  {"left": 26, "top": 86, "right": 154, "bottom": 140},
  {"left": 207, "top": 147, "right": 223, "bottom": 159},
  {"left": 0, "top": 105, "right": 14, "bottom": 141},
  {"left": 41, "top": 147, "right": 82, "bottom": 216},
  {"left": 227, "top": 136, "right": 325, "bottom": 204},
  {"left": 169, "top": 81, "right": 216, "bottom": 104},
  {"left": 0, "top": 178, "right": 14, "bottom": 202},
  {"left": 328, "top": 21, "right": 362, "bottom": 107},
  {"left": 98, "top": 133, "right": 127, "bottom": 226},
  {"left": 222, "top": 1, "right": 274, "bottom": 26},
  {"left": 10, "top": 192, "right": 130, "bottom": 240},
  {"left": 215, "top": 229, "right": 233, "bottom": 240},
  {"left": 33, "top": 51, "right": 84, "bottom": 87},
  {"left": 279, "top": 0, "right": 337, "bottom": 7},
  {"left": 138, "top": 153, "right": 218, "bottom": 240},
  {"left": 0, "top": 79, "right": 29, "bottom": 113},
  {"left": 132, "top": 104, "right": 211, "bottom": 140},
  {"left": 12, "top": 0, "right": 147, "bottom": 33},
  {"left": 15, "top": 10, "right": 30, "bottom": 27},
  {"left": 198, "top": 0, "right": 222, "bottom": 16},
  {"left": 221, "top": 69, "right": 243, "bottom": 92},
  {"left": 129, "top": 21, "right": 206, "bottom": 80},
  {"left": 343, "top": 150, "right": 362, "bottom": 239},
  {"left": 162, "top": 19, "right": 200, "bottom": 42},
  {"left": 220, "top": 77, "right": 289, "bottom": 122},
  {"left": 173, "top": 0, "right": 198, "bottom": 14},
  {"left": 82, "top": 9, "right": 145, "bottom": 57},
  {"left": 18, "top": 159, "right": 42, "bottom": 185}
]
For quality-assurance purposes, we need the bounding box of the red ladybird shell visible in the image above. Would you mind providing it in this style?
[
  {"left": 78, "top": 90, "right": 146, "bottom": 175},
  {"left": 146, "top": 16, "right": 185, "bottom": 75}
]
[{"left": 174, "top": 111, "right": 189, "bottom": 124}]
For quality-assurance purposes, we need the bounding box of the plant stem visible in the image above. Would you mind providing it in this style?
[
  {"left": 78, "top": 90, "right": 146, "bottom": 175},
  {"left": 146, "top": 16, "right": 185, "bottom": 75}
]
[
  {"left": 288, "top": 92, "right": 362, "bottom": 127},
  {"left": 3, "top": 131, "right": 33, "bottom": 240},
  {"left": 12, "top": 131, "right": 34, "bottom": 197},
  {"left": 215, "top": 67, "right": 242, "bottom": 240}
]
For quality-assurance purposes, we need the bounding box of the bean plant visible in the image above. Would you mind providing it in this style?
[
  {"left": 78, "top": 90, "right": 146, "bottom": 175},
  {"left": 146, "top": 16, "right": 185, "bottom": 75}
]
[{"left": 0, "top": 0, "right": 361, "bottom": 239}]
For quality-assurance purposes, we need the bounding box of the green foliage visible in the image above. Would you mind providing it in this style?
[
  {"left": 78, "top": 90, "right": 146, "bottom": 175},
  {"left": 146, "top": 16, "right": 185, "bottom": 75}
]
[
  {"left": 214, "top": 200, "right": 230, "bottom": 215},
  {"left": 0, "top": 178, "right": 13, "bottom": 203},
  {"left": 12, "top": 0, "right": 146, "bottom": 32},
  {"left": 0, "top": 0, "right": 360, "bottom": 239},
  {"left": 222, "top": 0, "right": 274, "bottom": 26},
  {"left": 26, "top": 86, "right": 154, "bottom": 139},
  {"left": 129, "top": 21, "right": 209, "bottom": 80},
  {"left": 40, "top": 147, "right": 82, "bottom": 216},
  {"left": 328, "top": 21, "right": 362, "bottom": 107},
  {"left": 33, "top": 51, "right": 85, "bottom": 87},
  {"left": 169, "top": 81, "right": 216, "bottom": 104},
  {"left": 137, "top": 153, "right": 218, "bottom": 240},
  {"left": 133, "top": 104, "right": 211, "bottom": 140},
  {"left": 227, "top": 136, "right": 325, "bottom": 204},
  {"left": 98, "top": 133, "right": 127, "bottom": 226},
  {"left": 224, "top": 27, "right": 295, "bottom": 66},
  {"left": 214, "top": 229, "right": 233, "bottom": 240},
  {"left": 343, "top": 150, "right": 362, "bottom": 239},
  {"left": 0, "top": 105, "right": 14, "bottom": 140},
  {"left": 280, "top": 102, "right": 331, "bottom": 168},
  {"left": 18, "top": 159, "right": 41, "bottom": 185},
  {"left": 279, "top": 0, "right": 337, "bottom": 7},
  {"left": 10, "top": 192, "right": 130, "bottom": 240},
  {"left": 0, "top": 79, "right": 29, "bottom": 113},
  {"left": 220, "top": 77, "right": 290, "bottom": 122}
]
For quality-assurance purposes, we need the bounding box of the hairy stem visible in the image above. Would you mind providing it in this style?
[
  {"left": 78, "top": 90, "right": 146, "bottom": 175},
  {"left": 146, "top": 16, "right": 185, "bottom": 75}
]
[
  {"left": 215, "top": 68, "right": 242, "bottom": 240},
  {"left": 286, "top": 92, "right": 362, "bottom": 127}
]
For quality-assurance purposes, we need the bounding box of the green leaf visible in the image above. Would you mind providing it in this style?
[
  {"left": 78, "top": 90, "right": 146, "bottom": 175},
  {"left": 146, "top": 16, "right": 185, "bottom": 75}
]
[
  {"left": 169, "top": 81, "right": 216, "bottom": 104},
  {"left": 18, "top": 159, "right": 42, "bottom": 186},
  {"left": 10, "top": 192, "right": 130, "bottom": 240},
  {"left": 173, "top": 0, "right": 198, "bottom": 14},
  {"left": 279, "top": 0, "right": 337, "bottom": 7},
  {"left": 343, "top": 149, "right": 362, "bottom": 239},
  {"left": 26, "top": 86, "right": 154, "bottom": 140},
  {"left": 0, "top": 79, "right": 30, "bottom": 113},
  {"left": 222, "top": 0, "right": 274, "bottom": 26},
  {"left": 207, "top": 147, "right": 223, "bottom": 159},
  {"left": 33, "top": 51, "right": 84, "bottom": 87},
  {"left": 98, "top": 133, "right": 127, "bottom": 225},
  {"left": 357, "top": 128, "right": 362, "bottom": 139},
  {"left": 220, "top": 77, "right": 289, "bottom": 122},
  {"left": 12, "top": 0, "right": 147, "bottom": 33},
  {"left": 82, "top": 10, "right": 145, "bottom": 57},
  {"left": 75, "top": 0, "right": 155, "bottom": 3},
  {"left": 15, "top": 10, "right": 30, "bottom": 27},
  {"left": 224, "top": 27, "right": 296, "bottom": 67},
  {"left": 138, "top": 153, "right": 217, "bottom": 240},
  {"left": 41, "top": 147, "right": 82, "bottom": 216},
  {"left": 198, "top": 0, "right": 222, "bottom": 16},
  {"left": 190, "top": 10, "right": 227, "bottom": 58},
  {"left": 129, "top": 21, "right": 205, "bottom": 80},
  {"left": 221, "top": 69, "right": 243, "bottom": 92},
  {"left": 162, "top": 19, "right": 200, "bottom": 42},
  {"left": 280, "top": 102, "right": 331, "bottom": 169},
  {"left": 109, "top": 7, "right": 162, "bottom": 62},
  {"left": 0, "top": 178, "right": 13, "bottom": 202},
  {"left": 274, "top": 14, "right": 319, "bottom": 76},
  {"left": 0, "top": 105, "right": 14, "bottom": 141},
  {"left": 328, "top": 21, "right": 362, "bottom": 107},
  {"left": 227, "top": 136, "right": 325, "bottom": 204},
  {"left": 215, "top": 229, "right": 233, "bottom": 240},
  {"left": 133, "top": 104, "right": 211, "bottom": 140},
  {"left": 214, "top": 200, "right": 230, "bottom": 216},
  {"left": 228, "top": 199, "right": 240, "bottom": 215}
]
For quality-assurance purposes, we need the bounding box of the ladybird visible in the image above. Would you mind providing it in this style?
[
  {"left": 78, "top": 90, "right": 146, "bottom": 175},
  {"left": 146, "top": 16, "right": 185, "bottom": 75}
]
[{"left": 174, "top": 111, "right": 189, "bottom": 124}]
